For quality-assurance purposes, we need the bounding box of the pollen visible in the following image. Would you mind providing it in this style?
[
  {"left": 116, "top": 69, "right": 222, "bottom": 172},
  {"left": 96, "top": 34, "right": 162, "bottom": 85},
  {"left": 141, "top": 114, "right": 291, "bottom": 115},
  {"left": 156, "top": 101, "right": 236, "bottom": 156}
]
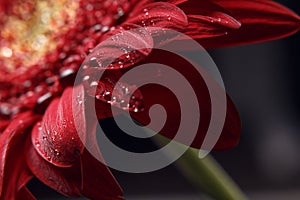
[{"left": 0, "top": 0, "right": 80, "bottom": 72}]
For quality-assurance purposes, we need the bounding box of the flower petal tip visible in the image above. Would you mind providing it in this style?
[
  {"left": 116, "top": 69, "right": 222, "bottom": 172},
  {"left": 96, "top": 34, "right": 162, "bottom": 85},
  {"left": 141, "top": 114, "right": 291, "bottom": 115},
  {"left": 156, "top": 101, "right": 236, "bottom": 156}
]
[{"left": 31, "top": 86, "right": 86, "bottom": 168}]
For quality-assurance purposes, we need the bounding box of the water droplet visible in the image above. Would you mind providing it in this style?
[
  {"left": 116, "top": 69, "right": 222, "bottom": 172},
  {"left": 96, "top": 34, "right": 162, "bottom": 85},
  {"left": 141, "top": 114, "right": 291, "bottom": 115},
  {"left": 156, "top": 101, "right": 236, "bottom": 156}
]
[
  {"left": 84, "top": 24, "right": 152, "bottom": 70},
  {"left": 77, "top": 94, "right": 83, "bottom": 105},
  {"left": 87, "top": 81, "right": 106, "bottom": 99},
  {"left": 101, "top": 26, "right": 110, "bottom": 33},
  {"left": 0, "top": 103, "right": 11, "bottom": 116},
  {"left": 88, "top": 57, "right": 100, "bottom": 67},
  {"left": 38, "top": 124, "right": 42, "bottom": 131},
  {"left": 144, "top": 8, "right": 149, "bottom": 17},
  {"left": 109, "top": 82, "right": 144, "bottom": 112},
  {"left": 37, "top": 92, "right": 52, "bottom": 104},
  {"left": 127, "top": 3, "right": 188, "bottom": 29},
  {"left": 90, "top": 81, "right": 98, "bottom": 87},
  {"left": 111, "top": 34, "right": 119, "bottom": 41},
  {"left": 54, "top": 149, "right": 61, "bottom": 156},
  {"left": 83, "top": 75, "right": 90, "bottom": 81},
  {"left": 93, "top": 24, "right": 102, "bottom": 32},
  {"left": 117, "top": 8, "right": 124, "bottom": 16},
  {"left": 141, "top": 20, "right": 146, "bottom": 27},
  {"left": 60, "top": 68, "right": 75, "bottom": 78},
  {"left": 35, "top": 142, "right": 40, "bottom": 147},
  {"left": 62, "top": 120, "right": 67, "bottom": 128}
]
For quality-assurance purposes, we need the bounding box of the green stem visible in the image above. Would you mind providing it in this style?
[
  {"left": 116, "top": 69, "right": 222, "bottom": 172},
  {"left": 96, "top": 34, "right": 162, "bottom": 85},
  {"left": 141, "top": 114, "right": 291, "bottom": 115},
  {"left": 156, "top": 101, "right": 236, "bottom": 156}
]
[
  {"left": 177, "top": 149, "right": 247, "bottom": 200},
  {"left": 153, "top": 134, "right": 248, "bottom": 200}
]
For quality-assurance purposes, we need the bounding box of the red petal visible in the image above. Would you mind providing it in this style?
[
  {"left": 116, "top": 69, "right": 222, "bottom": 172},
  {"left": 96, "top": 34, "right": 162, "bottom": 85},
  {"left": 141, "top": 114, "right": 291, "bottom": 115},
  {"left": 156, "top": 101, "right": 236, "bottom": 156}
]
[
  {"left": 0, "top": 0, "right": 10, "bottom": 14},
  {"left": 26, "top": 140, "right": 81, "bottom": 198},
  {"left": 82, "top": 68, "right": 143, "bottom": 117},
  {"left": 28, "top": 134, "right": 123, "bottom": 199},
  {"left": 199, "top": 0, "right": 300, "bottom": 48},
  {"left": 81, "top": 68, "right": 125, "bottom": 119},
  {"left": 176, "top": 0, "right": 241, "bottom": 39},
  {"left": 130, "top": 50, "right": 241, "bottom": 150},
  {"left": 83, "top": 23, "right": 153, "bottom": 70},
  {"left": 81, "top": 104, "right": 124, "bottom": 200},
  {"left": 17, "top": 167, "right": 32, "bottom": 191},
  {"left": 31, "top": 86, "right": 86, "bottom": 167},
  {"left": 80, "top": 150, "right": 124, "bottom": 200},
  {"left": 0, "top": 119, "right": 9, "bottom": 133},
  {"left": 16, "top": 187, "right": 36, "bottom": 200},
  {"left": 214, "top": 96, "right": 241, "bottom": 150},
  {"left": 28, "top": 85, "right": 123, "bottom": 199},
  {"left": 0, "top": 111, "right": 38, "bottom": 199},
  {"left": 126, "top": 2, "right": 188, "bottom": 30}
]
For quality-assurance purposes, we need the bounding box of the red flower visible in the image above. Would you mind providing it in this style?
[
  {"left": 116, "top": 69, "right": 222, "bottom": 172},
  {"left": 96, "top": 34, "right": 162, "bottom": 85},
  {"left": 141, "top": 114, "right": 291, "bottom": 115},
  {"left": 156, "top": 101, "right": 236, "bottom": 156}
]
[{"left": 0, "top": 0, "right": 299, "bottom": 199}]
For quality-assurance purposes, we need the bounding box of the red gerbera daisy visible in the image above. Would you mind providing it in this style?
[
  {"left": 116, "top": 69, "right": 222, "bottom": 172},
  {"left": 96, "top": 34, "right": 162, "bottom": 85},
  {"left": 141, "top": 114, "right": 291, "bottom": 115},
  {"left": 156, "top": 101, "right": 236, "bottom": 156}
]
[{"left": 0, "top": 0, "right": 299, "bottom": 199}]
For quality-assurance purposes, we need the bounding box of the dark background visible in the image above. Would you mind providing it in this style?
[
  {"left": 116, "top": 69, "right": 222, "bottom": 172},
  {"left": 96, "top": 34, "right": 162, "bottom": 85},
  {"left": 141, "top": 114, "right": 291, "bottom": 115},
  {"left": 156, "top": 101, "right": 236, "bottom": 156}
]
[
  {"left": 112, "top": 1, "right": 300, "bottom": 199},
  {"left": 117, "top": 1, "right": 300, "bottom": 199}
]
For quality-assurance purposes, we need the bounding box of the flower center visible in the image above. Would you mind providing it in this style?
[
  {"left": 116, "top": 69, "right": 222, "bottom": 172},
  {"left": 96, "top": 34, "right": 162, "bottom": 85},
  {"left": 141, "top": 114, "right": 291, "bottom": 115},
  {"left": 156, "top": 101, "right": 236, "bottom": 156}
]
[
  {"left": 0, "top": 0, "right": 80, "bottom": 72},
  {"left": 0, "top": 0, "right": 131, "bottom": 121}
]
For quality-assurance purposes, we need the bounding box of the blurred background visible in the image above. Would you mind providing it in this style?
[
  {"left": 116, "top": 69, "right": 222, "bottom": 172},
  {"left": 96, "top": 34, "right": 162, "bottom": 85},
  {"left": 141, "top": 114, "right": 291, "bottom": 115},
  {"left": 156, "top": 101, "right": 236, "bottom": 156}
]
[
  {"left": 110, "top": 1, "right": 300, "bottom": 199},
  {"left": 29, "top": 0, "right": 300, "bottom": 199}
]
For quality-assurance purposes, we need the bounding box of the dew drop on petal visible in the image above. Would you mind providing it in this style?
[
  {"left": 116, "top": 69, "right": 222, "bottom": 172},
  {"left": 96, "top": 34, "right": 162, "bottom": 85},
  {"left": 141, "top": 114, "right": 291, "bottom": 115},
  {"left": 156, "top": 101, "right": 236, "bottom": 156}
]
[
  {"left": 109, "top": 82, "right": 144, "bottom": 112},
  {"left": 83, "top": 24, "right": 153, "bottom": 70},
  {"left": 93, "top": 24, "right": 102, "bottom": 32},
  {"left": 35, "top": 141, "right": 41, "bottom": 147},
  {"left": 83, "top": 75, "right": 90, "bottom": 81},
  {"left": 60, "top": 68, "right": 75, "bottom": 78},
  {"left": 117, "top": 7, "right": 124, "bottom": 17},
  {"left": 54, "top": 149, "right": 61, "bottom": 156},
  {"left": 127, "top": 2, "right": 188, "bottom": 30},
  {"left": 101, "top": 26, "right": 110, "bottom": 33},
  {"left": 0, "top": 103, "right": 11, "bottom": 116}
]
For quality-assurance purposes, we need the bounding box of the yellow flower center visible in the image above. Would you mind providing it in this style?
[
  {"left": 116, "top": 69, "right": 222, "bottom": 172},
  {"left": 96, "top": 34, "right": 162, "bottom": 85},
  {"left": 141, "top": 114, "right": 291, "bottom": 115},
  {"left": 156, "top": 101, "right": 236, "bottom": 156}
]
[{"left": 0, "top": 0, "right": 80, "bottom": 72}]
